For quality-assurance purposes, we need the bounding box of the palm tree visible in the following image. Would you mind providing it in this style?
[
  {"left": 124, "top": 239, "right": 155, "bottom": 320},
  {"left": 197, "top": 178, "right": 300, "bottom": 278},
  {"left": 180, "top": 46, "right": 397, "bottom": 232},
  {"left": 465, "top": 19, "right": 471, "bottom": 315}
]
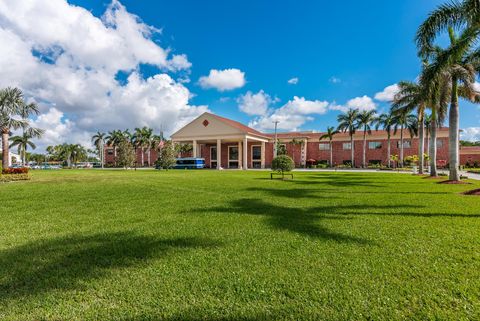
[
  {"left": 9, "top": 133, "right": 37, "bottom": 166},
  {"left": 337, "top": 109, "right": 359, "bottom": 167},
  {"left": 392, "top": 80, "right": 429, "bottom": 174},
  {"left": 290, "top": 138, "right": 305, "bottom": 167},
  {"left": 416, "top": 2, "right": 480, "bottom": 180},
  {"left": 105, "top": 130, "right": 124, "bottom": 166},
  {"left": 0, "top": 87, "right": 29, "bottom": 169},
  {"left": 392, "top": 109, "right": 418, "bottom": 168},
  {"left": 374, "top": 112, "right": 396, "bottom": 168},
  {"left": 92, "top": 131, "right": 106, "bottom": 168},
  {"left": 132, "top": 128, "right": 146, "bottom": 167},
  {"left": 140, "top": 127, "right": 154, "bottom": 166},
  {"left": 357, "top": 110, "right": 376, "bottom": 168},
  {"left": 319, "top": 126, "right": 338, "bottom": 167},
  {"left": 424, "top": 114, "right": 432, "bottom": 160}
]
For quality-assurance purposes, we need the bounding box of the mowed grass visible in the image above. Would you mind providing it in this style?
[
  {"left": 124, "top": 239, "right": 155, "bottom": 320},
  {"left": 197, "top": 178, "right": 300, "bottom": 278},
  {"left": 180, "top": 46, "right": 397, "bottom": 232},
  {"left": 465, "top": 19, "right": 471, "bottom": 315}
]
[{"left": 0, "top": 170, "right": 479, "bottom": 320}]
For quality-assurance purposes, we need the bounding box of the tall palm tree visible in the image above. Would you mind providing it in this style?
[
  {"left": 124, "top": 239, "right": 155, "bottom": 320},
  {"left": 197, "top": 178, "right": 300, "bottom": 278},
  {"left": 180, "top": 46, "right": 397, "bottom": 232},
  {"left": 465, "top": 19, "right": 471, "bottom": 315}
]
[
  {"left": 374, "top": 112, "right": 396, "bottom": 168},
  {"left": 424, "top": 114, "right": 432, "bottom": 159},
  {"left": 0, "top": 87, "right": 29, "bottom": 169},
  {"left": 337, "top": 109, "right": 359, "bottom": 167},
  {"left": 319, "top": 126, "right": 338, "bottom": 167},
  {"left": 290, "top": 138, "right": 305, "bottom": 167},
  {"left": 105, "top": 130, "right": 124, "bottom": 166},
  {"left": 357, "top": 110, "right": 376, "bottom": 168},
  {"left": 392, "top": 80, "right": 430, "bottom": 174},
  {"left": 140, "top": 127, "right": 154, "bottom": 167},
  {"left": 9, "top": 133, "right": 37, "bottom": 166},
  {"left": 92, "top": 131, "right": 106, "bottom": 168},
  {"left": 392, "top": 109, "right": 418, "bottom": 168},
  {"left": 416, "top": 2, "right": 480, "bottom": 180},
  {"left": 132, "top": 128, "right": 146, "bottom": 167}
]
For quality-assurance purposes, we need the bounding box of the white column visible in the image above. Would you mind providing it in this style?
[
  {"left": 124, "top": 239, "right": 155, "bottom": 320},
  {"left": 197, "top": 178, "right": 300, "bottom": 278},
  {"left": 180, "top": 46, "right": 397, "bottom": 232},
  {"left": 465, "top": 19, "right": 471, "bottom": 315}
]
[
  {"left": 216, "top": 139, "right": 221, "bottom": 169},
  {"left": 302, "top": 139, "right": 308, "bottom": 168},
  {"left": 192, "top": 140, "right": 197, "bottom": 158},
  {"left": 238, "top": 141, "right": 243, "bottom": 169},
  {"left": 243, "top": 137, "right": 248, "bottom": 170},
  {"left": 261, "top": 141, "right": 266, "bottom": 169}
]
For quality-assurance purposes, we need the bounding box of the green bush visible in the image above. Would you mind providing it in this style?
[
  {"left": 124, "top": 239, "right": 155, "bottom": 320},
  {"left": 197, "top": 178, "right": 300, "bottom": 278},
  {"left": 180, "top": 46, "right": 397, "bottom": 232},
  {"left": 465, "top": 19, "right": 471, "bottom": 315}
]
[
  {"left": 272, "top": 155, "right": 294, "bottom": 173},
  {"left": 0, "top": 173, "right": 30, "bottom": 182}
]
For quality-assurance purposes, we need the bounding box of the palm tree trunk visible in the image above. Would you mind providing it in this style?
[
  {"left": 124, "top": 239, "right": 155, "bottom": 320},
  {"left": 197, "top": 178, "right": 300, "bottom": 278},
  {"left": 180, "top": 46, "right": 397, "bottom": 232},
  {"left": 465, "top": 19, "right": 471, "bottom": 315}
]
[
  {"left": 400, "top": 125, "right": 404, "bottom": 168},
  {"left": 426, "top": 128, "right": 430, "bottom": 163},
  {"left": 22, "top": 146, "right": 26, "bottom": 167},
  {"left": 387, "top": 135, "right": 391, "bottom": 168},
  {"left": 418, "top": 113, "right": 424, "bottom": 174},
  {"left": 362, "top": 131, "right": 367, "bottom": 168},
  {"left": 329, "top": 140, "right": 333, "bottom": 167},
  {"left": 350, "top": 134, "right": 354, "bottom": 167},
  {"left": 2, "top": 129, "right": 10, "bottom": 169},
  {"left": 449, "top": 79, "right": 460, "bottom": 181},
  {"left": 148, "top": 148, "right": 151, "bottom": 167},
  {"left": 430, "top": 124, "right": 437, "bottom": 177},
  {"left": 141, "top": 148, "right": 145, "bottom": 167},
  {"left": 114, "top": 146, "right": 117, "bottom": 167}
]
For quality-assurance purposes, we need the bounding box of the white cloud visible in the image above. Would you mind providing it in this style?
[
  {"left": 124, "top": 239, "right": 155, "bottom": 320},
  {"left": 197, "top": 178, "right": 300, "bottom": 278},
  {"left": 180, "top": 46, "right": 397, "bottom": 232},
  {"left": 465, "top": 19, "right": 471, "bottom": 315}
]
[
  {"left": 198, "top": 68, "right": 246, "bottom": 91},
  {"left": 287, "top": 77, "right": 299, "bottom": 85},
  {"left": 374, "top": 84, "right": 400, "bottom": 102},
  {"left": 474, "top": 82, "right": 480, "bottom": 92},
  {"left": 461, "top": 127, "right": 480, "bottom": 141},
  {"left": 0, "top": 0, "right": 207, "bottom": 152},
  {"left": 329, "top": 76, "right": 341, "bottom": 84},
  {"left": 249, "top": 96, "right": 329, "bottom": 131},
  {"left": 346, "top": 95, "right": 377, "bottom": 111},
  {"left": 237, "top": 90, "right": 272, "bottom": 116}
]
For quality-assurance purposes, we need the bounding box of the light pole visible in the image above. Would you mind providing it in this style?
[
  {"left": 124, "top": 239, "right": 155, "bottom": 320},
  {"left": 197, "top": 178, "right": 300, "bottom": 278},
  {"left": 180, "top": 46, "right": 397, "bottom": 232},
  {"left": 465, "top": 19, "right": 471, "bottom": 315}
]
[{"left": 273, "top": 120, "right": 279, "bottom": 157}]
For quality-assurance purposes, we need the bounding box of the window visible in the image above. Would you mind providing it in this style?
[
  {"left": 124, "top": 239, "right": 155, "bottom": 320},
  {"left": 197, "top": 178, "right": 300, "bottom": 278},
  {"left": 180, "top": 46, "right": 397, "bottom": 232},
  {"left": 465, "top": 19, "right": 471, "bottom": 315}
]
[
  {"left": 368, "top": 160, "right": 382, "bottom": 166},
  {"left": 252, "top": 146, "right": 261, "bottom": 160},
  {"left": 107, "top": 149, "right": 114, "bottom": 155},
  {"left": 368, "top": 142, "right": 382, "bottom": 149},
  {"left": 319, "top": 143, "right": 330, "bottom": 151},
  {"left": 343, "top": 142, "right": 351, "bottom": 150},
  {"left": 210, "top": 146, "right": 217, "bottom": 161},
  {"left": 343, "top": 160, "right": 352, "bottom": 166},
  {"left": 397, "top": 140, "right": 411, "bottom": 148},
  {"left": 229, "top": 146, "right": 239, "bottom": 161},
  {"left": 437, "top": 139, "right": 443, "bottom": 148}
]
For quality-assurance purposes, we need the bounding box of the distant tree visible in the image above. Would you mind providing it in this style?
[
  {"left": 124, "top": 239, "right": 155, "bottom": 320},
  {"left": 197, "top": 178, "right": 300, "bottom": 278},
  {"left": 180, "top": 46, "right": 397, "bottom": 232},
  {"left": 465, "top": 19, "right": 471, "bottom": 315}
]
[
  {"left": 319, "top": 126, "right": 338, "bottom": 167},
  {"left": 117, "top": 139, "right": 135, "bottom": 169},
  {"left": 290, "top": 138, "right": 305, "bottom": 167},
  {"left": 156, "top": 141, "right": 177, "bottom": 170},
  {"left": 271, "top": 155, "right": 294, "bottom": 179},
  {"left": 374, "top": 112, "right": 396, "bottom": 168},
  {"left": 337, "top": 109, "right": 359, "bottom": 167},
  {"left": 9, "top": 132, "right": 37, "bottom": 166},
  {"left": 92, "top": 131, "right": 106, "bottom": 168},
  {"left": 357, "top": 110, "right": 376, "bottom": 168},
  {"left": 392, "top": 109, "right": 418, "bottom": 168}
]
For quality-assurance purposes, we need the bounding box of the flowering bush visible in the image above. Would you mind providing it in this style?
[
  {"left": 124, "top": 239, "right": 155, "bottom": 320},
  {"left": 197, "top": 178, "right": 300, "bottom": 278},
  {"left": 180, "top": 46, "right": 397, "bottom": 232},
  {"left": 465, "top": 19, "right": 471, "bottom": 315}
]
[
  {"left": 2, "top": 167, "right": 29, "bottom": 175},
  {"left": 0, "top": 173, "right": 30, "bottom": 182}
]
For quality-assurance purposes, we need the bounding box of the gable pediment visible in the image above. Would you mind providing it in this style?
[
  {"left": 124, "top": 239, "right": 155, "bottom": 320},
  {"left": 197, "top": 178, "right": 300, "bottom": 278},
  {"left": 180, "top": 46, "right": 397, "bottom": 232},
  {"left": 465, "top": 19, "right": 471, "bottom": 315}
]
[{"left": 171, "top": 113, "right": 245, "bottom": 139}]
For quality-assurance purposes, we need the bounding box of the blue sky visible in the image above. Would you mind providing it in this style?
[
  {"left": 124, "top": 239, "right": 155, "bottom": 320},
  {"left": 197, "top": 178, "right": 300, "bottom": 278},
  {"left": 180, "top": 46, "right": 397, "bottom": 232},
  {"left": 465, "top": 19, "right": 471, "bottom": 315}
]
[
  {"left": 68, "top": 0, "right": 479, "bottom": 133},
  {"left": 1, "top": 0, "right": 479, "bottom": 149}
]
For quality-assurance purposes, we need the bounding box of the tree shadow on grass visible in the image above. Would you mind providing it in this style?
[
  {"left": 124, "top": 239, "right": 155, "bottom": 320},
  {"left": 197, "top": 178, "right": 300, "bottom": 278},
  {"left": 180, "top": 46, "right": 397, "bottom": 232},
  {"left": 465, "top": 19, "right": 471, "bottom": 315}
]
[
  {"left": 195, "top": 198, "right": 371, "bottom": 245},
  {"left": 246, "top": 187, "right": 341, "bottom": 199},
  {"left": 0, "top": 232, "right": 218, "bottom": 302}
]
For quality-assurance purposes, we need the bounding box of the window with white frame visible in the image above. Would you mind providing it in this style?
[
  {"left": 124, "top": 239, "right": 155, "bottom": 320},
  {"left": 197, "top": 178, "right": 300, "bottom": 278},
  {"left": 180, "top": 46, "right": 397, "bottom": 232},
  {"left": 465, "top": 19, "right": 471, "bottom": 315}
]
[
  {"left": 368, "top": 142, "right": 382, "bottom": 149},
  {"left": 342, "top": 142, "right": 351, "bottom": 150},
  {"left": 437, "top": 139, "right": 443, "bottom": 148},
  {"left": 397, "top": 140, "right": 411, "bottom": 148},
  {"left": 319, "top": 143, "right": 330, "bottom": 150}
]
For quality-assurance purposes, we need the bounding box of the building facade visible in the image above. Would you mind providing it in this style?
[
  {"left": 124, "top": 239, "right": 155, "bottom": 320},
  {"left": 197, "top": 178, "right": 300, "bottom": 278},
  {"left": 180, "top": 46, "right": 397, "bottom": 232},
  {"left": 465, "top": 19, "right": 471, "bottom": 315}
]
[{"left": 105, "top": 112, "right": 480, "bottom": 168}]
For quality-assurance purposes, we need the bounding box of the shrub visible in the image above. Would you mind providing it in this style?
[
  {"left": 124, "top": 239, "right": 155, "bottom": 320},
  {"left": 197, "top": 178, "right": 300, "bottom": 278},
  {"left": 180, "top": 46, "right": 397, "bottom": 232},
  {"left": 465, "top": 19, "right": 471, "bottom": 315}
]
[
  {"left": 272, "top": 155, "right": 294, "bottom": 173},
  {"left": 2, "top": 167, "right": 29, "bottom": 175},
  {"left": 0, "top": 173, "right": 30, "bottom": 182}
]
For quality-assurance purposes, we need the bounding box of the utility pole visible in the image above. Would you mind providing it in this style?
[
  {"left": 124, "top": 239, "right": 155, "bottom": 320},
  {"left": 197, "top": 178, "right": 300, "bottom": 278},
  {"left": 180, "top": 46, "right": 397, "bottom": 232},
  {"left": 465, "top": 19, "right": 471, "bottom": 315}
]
[{"left": 273, "top": 120, "right": 279, "bottom": 158}]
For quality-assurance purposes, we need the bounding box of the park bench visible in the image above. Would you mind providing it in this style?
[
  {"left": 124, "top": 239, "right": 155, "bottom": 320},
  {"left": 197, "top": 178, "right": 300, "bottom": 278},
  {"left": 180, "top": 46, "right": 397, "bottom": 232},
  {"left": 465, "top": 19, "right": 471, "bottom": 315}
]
[{"left": 270, "top": 172, "right": 294, "bottom": 180}]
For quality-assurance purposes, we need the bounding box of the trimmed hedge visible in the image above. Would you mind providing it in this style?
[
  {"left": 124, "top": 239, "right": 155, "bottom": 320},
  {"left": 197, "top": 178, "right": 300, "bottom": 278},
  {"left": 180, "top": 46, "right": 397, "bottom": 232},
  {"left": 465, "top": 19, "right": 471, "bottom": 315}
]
[
  {"left": 2, "top": 167, "right": 29, "bottom": 174},
  {"left": 0, "top": 173, "right": 30, "bottom": 182}
]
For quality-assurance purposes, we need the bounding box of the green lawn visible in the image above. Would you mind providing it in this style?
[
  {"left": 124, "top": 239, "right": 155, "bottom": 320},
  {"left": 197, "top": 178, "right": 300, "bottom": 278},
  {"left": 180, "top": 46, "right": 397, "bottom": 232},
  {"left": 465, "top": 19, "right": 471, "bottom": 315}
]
[{"left": 0, "top": 170, "right": 479, "bottom": 320}]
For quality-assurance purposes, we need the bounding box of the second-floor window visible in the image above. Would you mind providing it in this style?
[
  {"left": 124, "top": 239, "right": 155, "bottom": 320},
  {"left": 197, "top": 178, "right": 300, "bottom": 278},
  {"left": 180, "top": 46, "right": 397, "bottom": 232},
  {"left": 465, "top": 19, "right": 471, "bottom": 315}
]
[
  {"left": 368, "top": 142, "right": 382, "bottom": 149},
  {"left": 343, "top": 142, "right": 351, "bottom": 150},
  {"left": 437, "top": 139, "right": 443, "bottom": 148},
  {"left": 319, "top": 143, "right": 330, "bottom": 150},
  {"left": 397, "top": 140, "right": 411, "bottom": 148}
]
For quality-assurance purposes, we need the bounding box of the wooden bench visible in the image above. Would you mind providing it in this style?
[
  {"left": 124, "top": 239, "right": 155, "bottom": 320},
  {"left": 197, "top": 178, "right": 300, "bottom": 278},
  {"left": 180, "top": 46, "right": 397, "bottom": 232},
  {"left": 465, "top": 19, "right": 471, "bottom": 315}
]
[{"left": 270, "top": 172, "right": 294, "bottom": 180}]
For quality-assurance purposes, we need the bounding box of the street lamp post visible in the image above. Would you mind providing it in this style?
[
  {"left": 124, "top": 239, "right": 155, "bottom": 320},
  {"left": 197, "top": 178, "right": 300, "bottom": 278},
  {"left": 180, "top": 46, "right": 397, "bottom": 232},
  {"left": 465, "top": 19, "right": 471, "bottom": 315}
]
[{"left": 273, "top": 120, "right": 279, "bottom": 158}]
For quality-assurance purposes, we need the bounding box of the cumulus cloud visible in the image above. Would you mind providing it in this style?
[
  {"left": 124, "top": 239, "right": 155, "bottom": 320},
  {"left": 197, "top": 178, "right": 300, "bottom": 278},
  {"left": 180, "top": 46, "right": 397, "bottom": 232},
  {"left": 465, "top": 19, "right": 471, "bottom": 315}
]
[
  {"left": 0, "top": 0, "right": 206, "bottom": 151},
  {"left": 461, "top": 127, "right": 480, "bottom": 142},
  {"left": 198, "top": 68, "right": 246, "bottom": 91},
  {"left": 346, "top": 95, "right": 377, "bottom": 111},
  {"left": 287, "top": 77, "right": 299, "bottom": 85},
  {"left": 374, "top": 84, "right": 400, "bottom": 102},
  {"left": 237, "top": 90, "right": 273, "bottom": 116},
  {"left": 249, "top": 96, "right": 329, "bottom": 131}
]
